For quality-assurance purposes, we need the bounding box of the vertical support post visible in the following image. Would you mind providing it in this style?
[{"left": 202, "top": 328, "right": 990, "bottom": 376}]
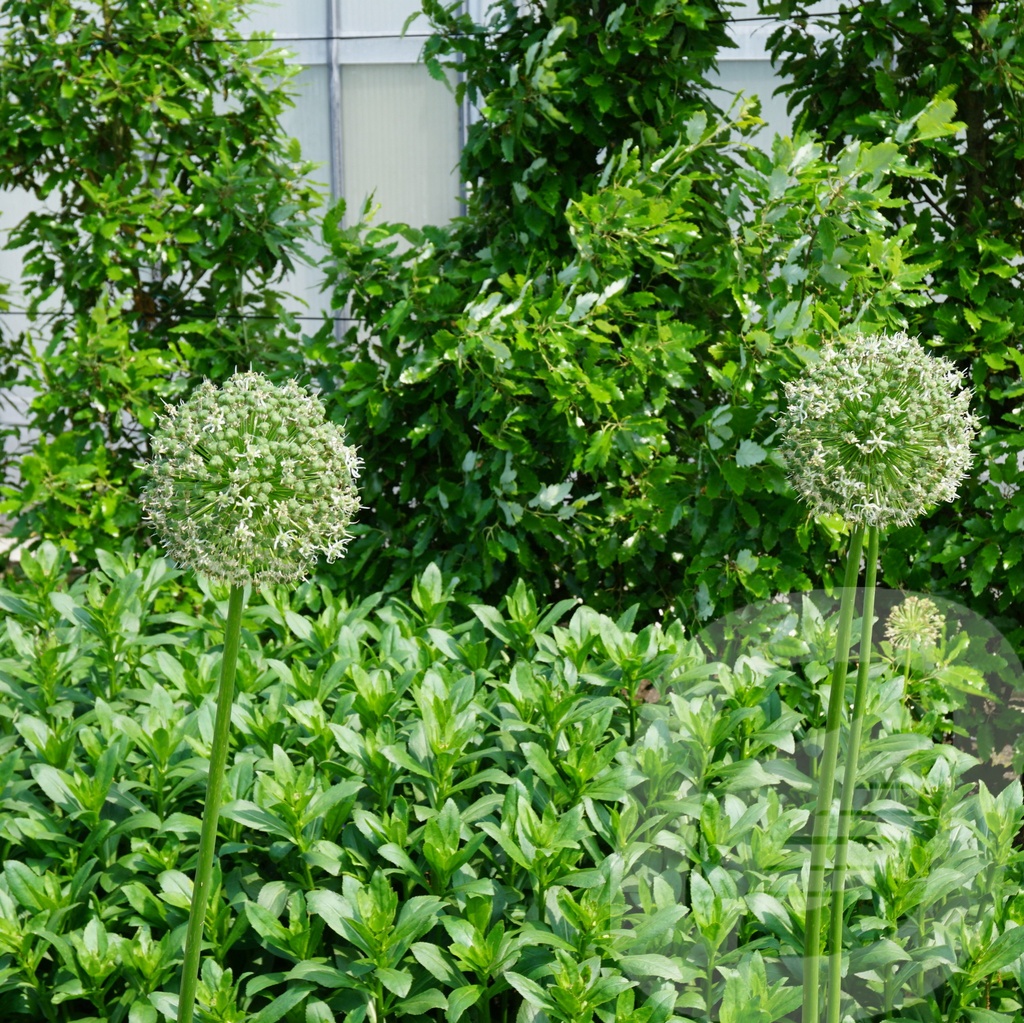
[
  {"left": 457, "top": 0, "right": 470, "bottom": 217},
  {"left": 327, "top": 0, "right": 345, "bottom": 346}
]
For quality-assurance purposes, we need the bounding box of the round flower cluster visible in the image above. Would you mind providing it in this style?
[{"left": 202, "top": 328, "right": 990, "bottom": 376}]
[
  {"left": 779, "top": 331, "right": 980, "bottom": 529},
  {"left": 884, "top": 595, "right": 945, "bottom": 650},
  {"left": 140, "top": 371, "right": 361, "bottom": 586}
]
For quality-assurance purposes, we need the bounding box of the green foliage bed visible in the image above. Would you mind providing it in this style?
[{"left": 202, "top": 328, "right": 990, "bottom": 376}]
[{"left": 0, "top": 544, "right": 1021, "bottom": 1023}]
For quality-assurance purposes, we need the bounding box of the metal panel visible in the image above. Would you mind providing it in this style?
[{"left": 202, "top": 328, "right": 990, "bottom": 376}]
[
  {"left": 724, "top": 19, "right": 782, "bottom": 60},
  {"left": 236, "top": 0, "right": 330, "bottom": 65},
  {"left": 708, "top": 60, "right": 794, "bottom": 142},
  {"left": 275, "top": 65, "right": 334, "bottom": 313},
  {"left": 0, "top": 313, "right": 34, "bottom": 447},
  {"left": 337, "top": 36, "right": 426, "bottom": 64},
  {"left": 728, "top": 0, "right": 838, "bottom": 20},
  {"left": 0, "top": 189, "right": 41, "bottom": 311},
  {"left": 339, "top": 0, "right": 423, "bottom": 36},
  {"left": 340, "top": 64, "right": 461, "bottom": 230},
  {"left": 0, "top": 187, "right": 67, "bottom": 343},
  {"left": 240, "top": 0, "right": 329, "bottom": 37}
]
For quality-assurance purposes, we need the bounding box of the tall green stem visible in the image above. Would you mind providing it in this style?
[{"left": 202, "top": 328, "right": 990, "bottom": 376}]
[
  {"left": 802, "top": 524, "right": 865, "bottom": 1023},
  {"left": 826, "top": 525, "right": 879, "bottom": 1023},
  {"left": 177, "top": 583, "right": 245, "bottom": 1023}
]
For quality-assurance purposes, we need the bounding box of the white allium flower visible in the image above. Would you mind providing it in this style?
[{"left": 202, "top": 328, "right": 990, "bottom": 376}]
[
  {"left": 884, "top": 595, "right": 945, "bottom": 650},
  {"left": 140, "top": 371, "right": 361, "bottom": 585},
  {"left": 780, "top": 332, "right": 980, "bottom": 528}
]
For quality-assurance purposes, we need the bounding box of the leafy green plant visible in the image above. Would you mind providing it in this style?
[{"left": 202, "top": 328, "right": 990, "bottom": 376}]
[
  {"left": 761, "top": 0, "right": 1024, "bottom": 657},
  {"left": 0, "top": 0, "right": 322, "bottom": 559},
  {"left": 415, "top": 0, "right": 733, "bottom": 272},
  {"left": 315, "top": 93, "right": 958, "bottom": 634},
  {"left": 0, "top": 548, "right": 1020, "bottom": 1022}
]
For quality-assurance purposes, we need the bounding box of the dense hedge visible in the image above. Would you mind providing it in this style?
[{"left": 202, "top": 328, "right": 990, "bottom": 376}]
[{"left": 1, "top": 0, "right": 1022, "bottom": 650}]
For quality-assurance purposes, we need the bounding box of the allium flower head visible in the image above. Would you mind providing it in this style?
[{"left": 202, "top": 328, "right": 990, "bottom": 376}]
[
  {"left": 140, "top": 371, "right": 361, "bottom": 585},
  {"left": 885, "top": 595, "right": 945, "bottom": 650},
  {"left": 780, "top": 331, "right": 979, "bottom": 528}
]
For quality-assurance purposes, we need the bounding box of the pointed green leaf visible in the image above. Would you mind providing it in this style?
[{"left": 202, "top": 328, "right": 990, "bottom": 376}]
[
  {"left": 446, "top": 984, "right": 483, "bottom": 1023},
  {"left": 220, "top": 800, "right": 295, "bottom": 840}
]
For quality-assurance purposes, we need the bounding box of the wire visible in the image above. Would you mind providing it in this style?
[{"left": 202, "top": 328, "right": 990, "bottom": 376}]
[
  {"left": 0, "top": 308, "right": 359, "bottom": 324},
  {"left": 149, "top": 2, "right": 983, "bottom": 47},
  {"left": 22, "top": 3, "right": 987, "bottom": 46},
  {"left": 139, "top": 10, "right": 897, "bottom": 46},
  {"left": 229, "top": 33, "right": 435, "bottom": 43}
]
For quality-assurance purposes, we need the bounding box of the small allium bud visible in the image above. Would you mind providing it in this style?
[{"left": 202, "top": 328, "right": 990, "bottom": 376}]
[
  {"left": 140, "top": 371, "right": 361, "bottom": 585},
  {"left": 884, "top": 595, "right": 945, "bottom": 649},
  {"left": 779, "top": 332, "right": 980, "bottom": 529}
]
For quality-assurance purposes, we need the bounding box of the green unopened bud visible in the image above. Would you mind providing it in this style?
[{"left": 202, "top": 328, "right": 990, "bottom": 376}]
[{"left": 885, "top": 595, "right": 945, "bottom": 650}]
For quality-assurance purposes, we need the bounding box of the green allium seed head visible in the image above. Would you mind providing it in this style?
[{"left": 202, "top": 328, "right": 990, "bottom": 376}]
[
  {"left": 780, "top": 331, "right": 980, "bottom": 529},
  {"left": 884, "top": 595, "right": 945, "bottom": 650},
  {"left": 140, "top": 371, "right": 361, "bottom": 585}
]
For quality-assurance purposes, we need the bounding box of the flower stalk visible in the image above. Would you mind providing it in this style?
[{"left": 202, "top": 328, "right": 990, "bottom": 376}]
[
  {"left": 801, "top": 524, "right": 864, "bottom": 1023},
  {"left": 139, "top": 370, "right": 360, "bottom": 1023},
  {"left": 826, "top": 524, "right": 879, "bottom": 1023},
  {"left": 780, "top": 331, "right": 978, "bottom": 1023},
  {"left": 177, "top": 582, "right": 244, "bottom": 1023}
]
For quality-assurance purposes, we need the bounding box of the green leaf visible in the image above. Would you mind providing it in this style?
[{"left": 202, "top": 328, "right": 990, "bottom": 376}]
[
  {"left": 970, "top": 924, "right": 1024, "bottom": 980},
  {"left": 304, "top": 1001, "right": 337, "bottom": 1023},
  {"left": 847, "top": 939, "right": 911, "bottom": 973},
  {"left": 734, "top": 549, "right": 759, "bottom": 574},
  {"left": 735, "top": 440, "right": 766, "bottom": 467},
  {"left": 412, "top": 561, "right": 444, "bottom": 614},
  {"left": 412, "top": 943, "right": 463, "bottom": 987},
  {"left": 617, "top": 954, "right": 687, "bottom": 981},
  {"left": 394, "top": 988, "right": 448, "bottom": 1014},
  {"left": 531, "top": 481, "right": 573, "bottom": 510},
  {"left": 689, "top": 871, "right": 715, "bottom": 931},
  {"left": 129, "top": 1003, "right": 158, "bottom": 1023},
  {"left": 468, "top": 604, "right": 515, "bottom": 645},
  {"left": 284, "top": 610, "right": 313, "bottom": 640},
  {"left": 685, "top": 110, "right": 708, "bottom": 144},
  {"left": 220, "top": 800, "right": 295, "bottom": 840},
  {"left": 249, "top": 984, "right": 313, "bottom": 1023},
  {"left": 874, "top": 68, "right": 897, "bottom": 109},
  {"left": 3, "top": 861, "right": 47, "bottom": 910},
  {"left": 446, "top": 985, "right": 483, "bottom": 1023},
  {"left": 857, "top": 141, "right": 898, "bottom": 182},
  {"left": 970, "top": 543, "right": 999, "bottom": 596},
  {"left": 158, "top": 871, "right": 194, "bottom": 909},
  {"left": 32, "top": 765, "right": 79, "bottom": 814},
  {"left": 285, "top": 961, "right": 370, "bottom": 989},
  {"left": 913, "top": 95, "right": 965, "bottom": 142},
  {"left": 504, "top": 971, "right": 554, "bottom": 1011},
  {"left": 964, "top": 1011, "right": 1017, "bottom": 1023},
  {"left": 375, "top": 967, "right": 412, "bottom": 998},
  {"left": 306, "top": 889, "right": 352, "bottom": 941},
  {"left": 49, "top": 592, "right": 98, "bottom": 633},
  {"left": 246, "top": 902, "right": 292, "bottom": 947},
  {"left": 393, "top": 895, "right": 446, "bottom": 948}
]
